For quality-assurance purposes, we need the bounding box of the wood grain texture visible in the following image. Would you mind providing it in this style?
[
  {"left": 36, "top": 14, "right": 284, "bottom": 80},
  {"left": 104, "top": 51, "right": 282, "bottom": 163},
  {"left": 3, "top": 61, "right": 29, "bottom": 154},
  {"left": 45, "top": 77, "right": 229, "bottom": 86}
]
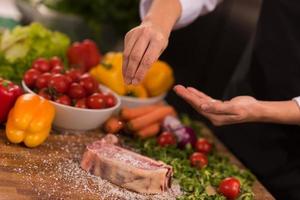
[{"left": 0, "top": 125, "right": 275, "bottom": 200}]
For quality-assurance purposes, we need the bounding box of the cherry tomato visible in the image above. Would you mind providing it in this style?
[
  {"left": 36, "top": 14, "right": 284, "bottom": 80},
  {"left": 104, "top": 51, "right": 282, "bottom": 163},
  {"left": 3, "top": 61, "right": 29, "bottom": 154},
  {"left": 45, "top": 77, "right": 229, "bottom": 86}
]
[
  {"left": 195, "top": 138, "right": 212, "bottom": 154},
  {"left": 79, "top": 73, "right": 98, "bottom": 95},
  {"left": 35, "top": 72, "right": 51, "bottom": 89},
  {"left": 55, "top": 95, "right": 71, "bottom": 106},
  {"left": 38, "top": 88, "right": 52, "bottom": 100},
  {"left": 49, "top": 56, "right": 63, "bottom": 68},
  {"left": 218, "top": 177, "right": 240, "bottom": 199},
  {"left": 48, "top": 74, "right": 70, "bottom": 94},
  {"left": 65, "top": 68, "right": 82, "bottom": 82},
  {"left": 32, "top": 58, "right": 51, "bottom": 72},
  {"left": 51, "top": 65, "right": 64, "bottom": 74},
  {"left": 104, "top": 93, "right": 116, "bottom": 108},
  {"left": 190, "top": 152, "right": 208, "bottom": 169},
  {"left": 75, "top": 98, "right": 87, "bottom": 108},
  {"left": 157, "top": 131, "right": 177, "bottom": 147},
  {"left": 86, "top": 93, "right": 105, "bottom": 109},
  {"left": 23, "top": 68, "right": 41, "bottom": 88},
  {"left": 68, "top": 82, "right": 87, "bottom": 99},
  {"left": 65, "top": 75, "right": 72, "bottom": 86}
]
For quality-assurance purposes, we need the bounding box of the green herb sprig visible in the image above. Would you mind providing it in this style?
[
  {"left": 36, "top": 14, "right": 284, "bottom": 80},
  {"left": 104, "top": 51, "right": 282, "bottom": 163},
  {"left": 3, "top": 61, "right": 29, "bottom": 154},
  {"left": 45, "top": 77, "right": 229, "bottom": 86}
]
[{"left": 124, "top": 116, "right": 255, "bottom": 200}]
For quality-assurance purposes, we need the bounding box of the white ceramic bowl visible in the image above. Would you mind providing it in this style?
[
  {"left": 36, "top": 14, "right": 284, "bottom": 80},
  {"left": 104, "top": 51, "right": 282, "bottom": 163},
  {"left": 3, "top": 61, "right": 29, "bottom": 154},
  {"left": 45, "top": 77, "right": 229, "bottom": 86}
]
[
  {"left": 120, "top": 93, "right": 166, "bottom": 108},
  {"left": 22, "top": 81, "right": 121, "bottom": 131}
]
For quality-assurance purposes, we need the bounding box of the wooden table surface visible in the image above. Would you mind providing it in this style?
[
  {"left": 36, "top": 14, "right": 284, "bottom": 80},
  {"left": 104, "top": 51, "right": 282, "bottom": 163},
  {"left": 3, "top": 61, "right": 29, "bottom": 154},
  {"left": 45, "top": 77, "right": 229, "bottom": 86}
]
[{"left": 0, "top": 125, "right": 275, "bottom": 200}]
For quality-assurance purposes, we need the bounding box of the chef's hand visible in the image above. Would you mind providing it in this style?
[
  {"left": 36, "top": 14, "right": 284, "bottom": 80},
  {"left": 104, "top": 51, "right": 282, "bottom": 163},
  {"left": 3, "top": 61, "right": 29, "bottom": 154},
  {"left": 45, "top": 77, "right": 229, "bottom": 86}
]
[
  {"left": 122, "top": 21, "right": 169, "bottom": 85},
  {"left": 122, "top": 0, "right": 182, "bottom": 85},
  {"left": 173, "top": 85, "right": 260, "bottom": 126}
]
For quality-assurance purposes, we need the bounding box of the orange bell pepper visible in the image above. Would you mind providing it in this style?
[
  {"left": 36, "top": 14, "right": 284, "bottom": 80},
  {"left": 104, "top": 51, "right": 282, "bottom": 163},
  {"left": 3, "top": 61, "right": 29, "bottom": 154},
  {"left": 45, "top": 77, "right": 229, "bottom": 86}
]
[{"left": 6, "top": 94, "right": 55, "bottom": 148}]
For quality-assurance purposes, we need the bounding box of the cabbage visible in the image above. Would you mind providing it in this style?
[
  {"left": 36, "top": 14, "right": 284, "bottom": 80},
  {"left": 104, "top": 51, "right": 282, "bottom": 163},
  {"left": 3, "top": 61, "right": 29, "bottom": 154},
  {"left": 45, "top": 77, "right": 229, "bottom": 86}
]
[{"left": 0, "top": 23, "right": 70, "bottom": 82}]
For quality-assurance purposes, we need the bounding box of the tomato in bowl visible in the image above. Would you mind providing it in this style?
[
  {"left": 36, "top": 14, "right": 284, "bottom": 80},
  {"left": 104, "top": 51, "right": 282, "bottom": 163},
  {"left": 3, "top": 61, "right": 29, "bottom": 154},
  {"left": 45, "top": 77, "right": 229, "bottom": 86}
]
[{"left": 22, "top": 81, "right": 120, "bottom": 131}]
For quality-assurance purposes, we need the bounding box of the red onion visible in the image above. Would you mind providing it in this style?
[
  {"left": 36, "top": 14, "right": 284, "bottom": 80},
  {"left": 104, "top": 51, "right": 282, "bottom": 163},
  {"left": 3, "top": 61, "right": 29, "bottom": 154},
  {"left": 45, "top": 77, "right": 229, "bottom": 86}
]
[
  {"left": 162, "top": 116, "right": 184, "bottom": 132},
  {"left": 173, "top": 126, "right": 197, "bottom": 149}
]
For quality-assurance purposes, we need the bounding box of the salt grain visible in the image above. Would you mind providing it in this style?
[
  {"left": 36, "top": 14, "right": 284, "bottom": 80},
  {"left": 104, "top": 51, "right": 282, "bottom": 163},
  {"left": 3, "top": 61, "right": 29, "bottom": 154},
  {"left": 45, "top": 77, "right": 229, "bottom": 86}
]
[{"left": 10, "top": 132, "right": 181, "bottom": 199}]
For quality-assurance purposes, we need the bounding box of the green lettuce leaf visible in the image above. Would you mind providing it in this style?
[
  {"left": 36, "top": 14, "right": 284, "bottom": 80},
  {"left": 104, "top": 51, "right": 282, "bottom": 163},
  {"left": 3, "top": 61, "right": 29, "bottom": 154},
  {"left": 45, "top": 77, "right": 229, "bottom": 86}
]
[{"left": 0, "top": 23, "right": 70, "bottom": 82}]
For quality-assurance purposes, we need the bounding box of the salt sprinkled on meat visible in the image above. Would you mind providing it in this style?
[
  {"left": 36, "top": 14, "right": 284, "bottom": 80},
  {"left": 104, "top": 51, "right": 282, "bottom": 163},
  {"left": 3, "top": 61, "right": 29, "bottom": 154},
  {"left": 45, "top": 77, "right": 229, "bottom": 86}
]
[
  {"left": 4, "top": 131, "right": 181, "bottom": 199},
  {"left": 96, "top": 145, "right": 160, "bottom": 170}
]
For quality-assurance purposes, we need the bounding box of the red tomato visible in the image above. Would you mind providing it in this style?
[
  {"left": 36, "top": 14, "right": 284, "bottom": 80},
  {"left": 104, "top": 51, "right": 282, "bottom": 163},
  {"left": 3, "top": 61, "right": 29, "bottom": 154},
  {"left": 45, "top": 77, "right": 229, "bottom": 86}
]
[
  {"left": 35, "top": 72, "right": 51, "bottom": 89},
  {"left": 86, "top": 93, "right": 105, "bottom": 109},
  {"left": 82, "top": 39, "right": 101, "bottom": 70},
  {"left": 48, "top": 74, "right": 70, "bottom": 94},
  {"left": 68, "top": 82, "right": 87, "bottom": 99},
  {"left": 104, "top": 93, "right": 116, "bottom": 108},
  {"left": 67, "top": 42, "right": 84, "bottom": 68},
  {"left": 65, "top": 75, "right": 72, "bottom": 86},
  {"left": 51, "top": 65, "right": 64, "bottom": 74},
  {"left": 218, "top": 177, "right": 240, "bottom": 199},
  {"left": 32, "top": 58, "right": 51, "bottom": 72},
  {"left": 38, "top": 88, "right": 52, "bottom": 100},
  {"left": 49, "top": 56, "right": 63, "bottom": 68},
  {"left": 65, "top": 68, "right": 82, "bottom": 82},
  {"left": 195, "top": 138, "right": 212, "bottom": 154},
  {"left": 67, "top": 40, "right": 101, "bottom": 72},
  {"left": 190, "top": 152, "right": 208, "bottom": 169},
  {"left": 23, "top": 68, "right": 41, "bottom": 88},
  {"left": 55, "top": 95, "right": 71, "bottom": 106},
  {"left": 75, "top": 98, "right": 87, "bottom": 108},
  {"left": 157, "top": 131, "right": 176, "bottom": 147},
  {"left": 79, "top": 73, "right": 98, "bottom": 95}
]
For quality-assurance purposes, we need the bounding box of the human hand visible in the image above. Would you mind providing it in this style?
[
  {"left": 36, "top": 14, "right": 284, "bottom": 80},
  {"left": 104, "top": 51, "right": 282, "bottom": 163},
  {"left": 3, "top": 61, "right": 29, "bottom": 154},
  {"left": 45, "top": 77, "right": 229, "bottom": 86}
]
[
  {"left": 173, "top": 85, "right": 260, "bottom": 126},
  {"left": 122, "top": 21, "right": 169, "bottom": 85}
]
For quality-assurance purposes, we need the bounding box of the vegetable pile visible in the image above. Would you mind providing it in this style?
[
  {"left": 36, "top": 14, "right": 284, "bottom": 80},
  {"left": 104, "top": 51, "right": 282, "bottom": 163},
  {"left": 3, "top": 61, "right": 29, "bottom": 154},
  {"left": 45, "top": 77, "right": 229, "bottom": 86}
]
[
  {"left": 123, "top": 116, "right": 255, "bottom": 200},
  {"left": 0, "top": 23, "right": 70, "bottom": 82},
  {"left": 104, "top": 109, "right": 255, "bottom": 200},
  {"left": 90, "top": 52, "right": 174, "bottom": 98}
]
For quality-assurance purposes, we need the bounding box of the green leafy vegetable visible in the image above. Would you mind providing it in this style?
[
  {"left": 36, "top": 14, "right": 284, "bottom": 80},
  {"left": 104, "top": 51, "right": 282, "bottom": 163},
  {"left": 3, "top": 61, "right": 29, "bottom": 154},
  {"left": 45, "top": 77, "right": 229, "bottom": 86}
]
[
  {"left": 0, "top": 23, "right": 70, "bottom": 82},
  {"left": 124, "top": 117, "right": 255, "bottom": 200}
]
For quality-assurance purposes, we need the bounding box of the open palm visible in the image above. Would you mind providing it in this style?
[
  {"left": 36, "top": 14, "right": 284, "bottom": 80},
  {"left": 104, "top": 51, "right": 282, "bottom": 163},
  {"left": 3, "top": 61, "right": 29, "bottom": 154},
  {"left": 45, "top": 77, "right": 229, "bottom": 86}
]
[{"left": 174, "top": 85, "right": 259, "bottom": 126}]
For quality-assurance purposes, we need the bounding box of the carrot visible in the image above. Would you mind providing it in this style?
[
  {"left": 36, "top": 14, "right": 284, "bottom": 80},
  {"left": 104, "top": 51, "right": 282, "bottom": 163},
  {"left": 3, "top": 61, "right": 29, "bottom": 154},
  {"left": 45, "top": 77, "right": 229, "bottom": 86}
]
[
  {"left": 127, "top": 106, "right": 175, "bottom": 131},
  {"left": 103, "top": 117, "right": 124, "bottom": 134},
  {"left": 136, "top": 123, "right": 160, "bottom": 139},
  {"left": 120, "top": 103, "right": 163, "bottom": 120}
]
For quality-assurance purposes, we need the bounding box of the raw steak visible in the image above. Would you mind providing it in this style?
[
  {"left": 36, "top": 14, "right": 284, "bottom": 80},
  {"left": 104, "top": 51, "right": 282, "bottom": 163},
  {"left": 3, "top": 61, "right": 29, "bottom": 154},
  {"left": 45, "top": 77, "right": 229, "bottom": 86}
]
[{"left": 81, "top": 134, "right": 173, "bottom": 194}]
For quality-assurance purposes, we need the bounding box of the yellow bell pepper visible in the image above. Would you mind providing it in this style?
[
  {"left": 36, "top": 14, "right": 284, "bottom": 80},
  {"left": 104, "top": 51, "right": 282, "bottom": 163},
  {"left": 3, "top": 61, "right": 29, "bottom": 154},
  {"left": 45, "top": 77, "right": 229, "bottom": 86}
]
[
  {"left": 143, "top": 61, "right": 174, "bottom": 97},
  {"left": 125, "top": 84, "right": 148, "bottom": 98},
  {"left": 90, "top": 52, "right": 126, "bottom": 95},
  {"left": 6, "top": 94, "right": 55, "bottom": 148}
]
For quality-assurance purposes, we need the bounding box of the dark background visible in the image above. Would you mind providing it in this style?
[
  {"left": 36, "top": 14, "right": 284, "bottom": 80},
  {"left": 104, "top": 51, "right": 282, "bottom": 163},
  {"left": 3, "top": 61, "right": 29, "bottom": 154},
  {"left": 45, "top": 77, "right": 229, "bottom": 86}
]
[{"left": 162, "top": 0, "right": 262, "bottom": 123}]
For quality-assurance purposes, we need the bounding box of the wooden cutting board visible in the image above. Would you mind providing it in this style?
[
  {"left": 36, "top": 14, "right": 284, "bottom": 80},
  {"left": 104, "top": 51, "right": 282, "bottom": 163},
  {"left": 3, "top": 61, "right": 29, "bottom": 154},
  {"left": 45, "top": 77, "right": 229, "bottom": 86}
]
[{"left": 0, "top": 125, "right": 275, "bottom": 200}]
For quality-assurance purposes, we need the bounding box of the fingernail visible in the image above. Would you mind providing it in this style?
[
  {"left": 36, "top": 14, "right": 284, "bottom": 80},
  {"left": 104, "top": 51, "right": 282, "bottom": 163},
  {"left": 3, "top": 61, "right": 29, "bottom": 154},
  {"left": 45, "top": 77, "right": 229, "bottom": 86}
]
[
  {"left": 201, "top": 104, "right": 209, "bottom": 111},
  {"left": 173, "top": 86, "right": 179, "bottom": 92}
]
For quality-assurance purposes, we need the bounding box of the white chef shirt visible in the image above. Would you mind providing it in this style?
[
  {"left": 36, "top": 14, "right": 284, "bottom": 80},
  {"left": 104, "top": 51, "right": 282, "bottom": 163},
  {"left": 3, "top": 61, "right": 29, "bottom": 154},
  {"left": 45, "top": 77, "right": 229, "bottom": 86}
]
[
  {"left": 140, "top": 0, "right": 300, "bottom": 108},
  {"left": 140, "top": 0, "right": 222, "bottom": 29}
]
